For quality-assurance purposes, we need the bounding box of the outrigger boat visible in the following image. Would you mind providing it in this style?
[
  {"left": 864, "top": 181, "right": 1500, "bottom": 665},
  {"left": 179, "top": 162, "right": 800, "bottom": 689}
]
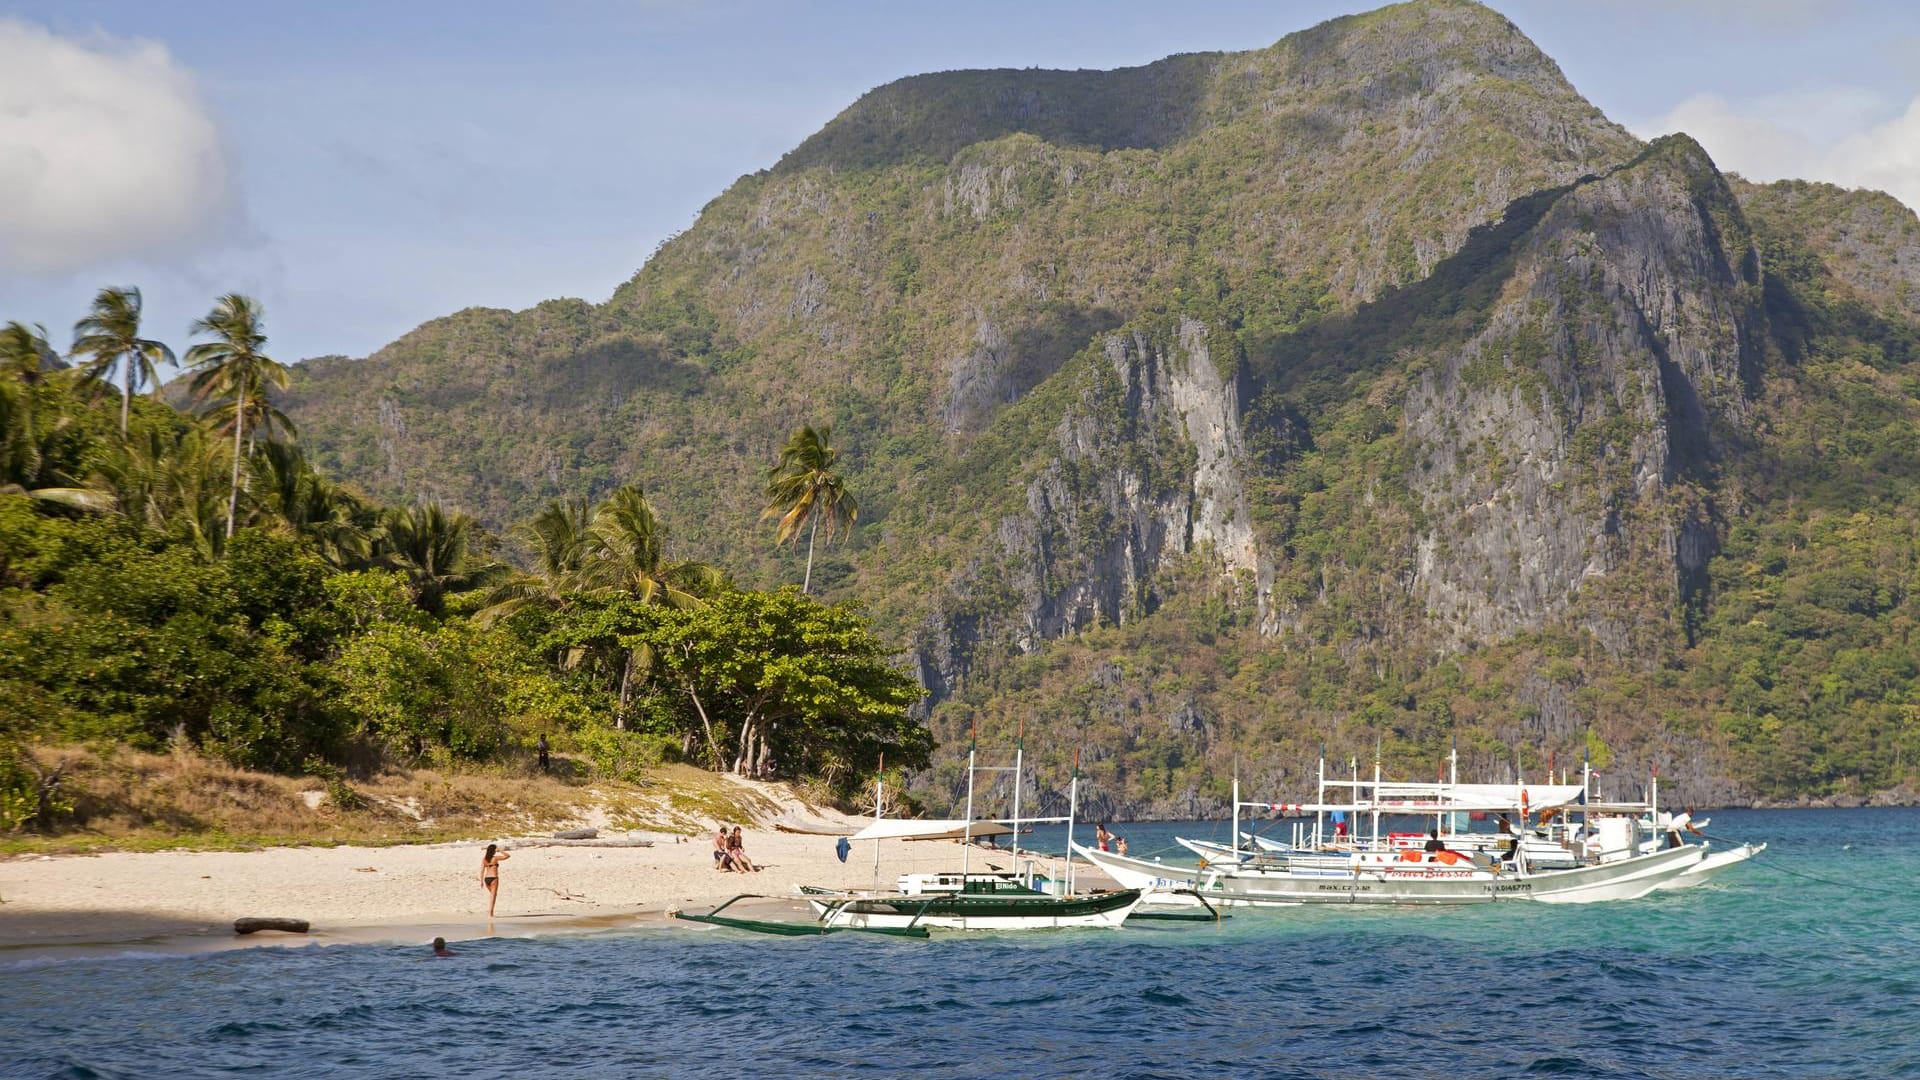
[
  {"left": 678, "top": 729, "right": 1142, "bottom": 934},
  {"left": 1078, "top": 748, "right": 1718, "bottom": 906}
]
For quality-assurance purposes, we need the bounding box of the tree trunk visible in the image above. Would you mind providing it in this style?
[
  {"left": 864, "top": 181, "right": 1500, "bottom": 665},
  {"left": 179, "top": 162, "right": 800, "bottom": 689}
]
[
  {"left": 802, "top": 514, "right": 818, "bottom": 594},
  {"left": 227, "top": 403, "right": 246, "bottom": 540},
  {"left": 119, "top": 359, "right": 132, "bottom": 437},
  {"left": 732, "top": 713, "right": 755, "bottom": 776},
  {"left": 755, "top": 724, "right": 774, "bottom": 778},
  {"left": 684, "top": 678, "right": 722, "bottom": 770},
  {"left": 616, "top": 650, "right": 635, "bottom": 730}
]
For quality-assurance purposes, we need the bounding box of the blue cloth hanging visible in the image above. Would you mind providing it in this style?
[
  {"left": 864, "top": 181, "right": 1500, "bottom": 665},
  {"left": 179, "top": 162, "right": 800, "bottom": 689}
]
[{"left": 835, "top": 837, "right": 851, "bottom": 863}]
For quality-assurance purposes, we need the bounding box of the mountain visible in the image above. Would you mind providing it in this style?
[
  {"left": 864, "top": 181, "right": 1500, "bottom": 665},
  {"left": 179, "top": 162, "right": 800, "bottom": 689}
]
[{"left": 281, "top": 0, "right": 1920, "bottom": 815}]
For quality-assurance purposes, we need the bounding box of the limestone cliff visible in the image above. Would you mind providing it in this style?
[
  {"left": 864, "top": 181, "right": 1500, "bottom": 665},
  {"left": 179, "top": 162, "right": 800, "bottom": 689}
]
[{"left": 281, "top": 1, "right": 1920, "bottom": 812}]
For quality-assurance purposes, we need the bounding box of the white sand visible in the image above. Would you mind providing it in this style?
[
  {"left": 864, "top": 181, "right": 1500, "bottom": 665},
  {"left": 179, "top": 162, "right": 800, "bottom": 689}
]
[{"left": 0, "top": 825, "right": 1080, "bottom": 954}]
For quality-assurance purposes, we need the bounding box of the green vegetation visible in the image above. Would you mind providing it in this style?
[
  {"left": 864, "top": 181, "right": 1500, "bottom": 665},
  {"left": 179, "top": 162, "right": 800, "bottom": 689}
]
[
  {"left": 13, "top": 2, "right": 1914, "bottom": 816},
  {"left": 269, "top": 3, "right": 1920, "bottom": 811},
  {"left": 0, "top": 298, "right": 930, "bottom": 837}
]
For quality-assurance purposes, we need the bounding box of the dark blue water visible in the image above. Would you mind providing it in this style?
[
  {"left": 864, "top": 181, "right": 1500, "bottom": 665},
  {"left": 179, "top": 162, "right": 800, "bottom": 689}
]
[{"left": 4, "top": 808, "right": 1918, "bottom": 1079}]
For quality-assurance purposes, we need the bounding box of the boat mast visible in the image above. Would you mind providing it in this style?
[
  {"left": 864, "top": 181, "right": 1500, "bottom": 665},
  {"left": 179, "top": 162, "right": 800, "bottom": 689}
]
[
  {"left": 1314, "top": 748, "right": 1325, "bottom": 849},
  {"left": 961, "top": 720, "right": 977, "bottom": 883},
  {"left": 1370, "top": 743, "right": 1381, "bottom": 848},
  {"left": 1582, "top": 738, "right": 1591, "bottom": 856},
  {"left": 1351, "top": 755, "right": 1361, "bottom": 847},
  {"left": 1066, "top": 746, "right": 1080, "bottom": 895},
  {"left": 1010, "top": 717, "right": 1025, "bottom": 865},
  {"left": 1231, "top": 768, "right": 1241, "bottom": 862},
  {"left": 1449, "top": 736, "right": 1459, "bottom": 837},
  {"left": 1650, "top": 760, "right": 1659, "bottom": 852},
  {"left": 873, "top": 752, "right": 885, "bottom": 894}
]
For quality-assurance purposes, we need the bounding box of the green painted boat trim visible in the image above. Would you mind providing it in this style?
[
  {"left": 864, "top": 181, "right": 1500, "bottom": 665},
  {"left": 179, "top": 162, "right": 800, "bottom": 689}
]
[
  {"left": 1127, "top": 910, "right": 1231, "bottom": 922},
  {"left": 672, "top": 911, "right": 930, "bottom": 939},
  {"left": 835, "top": 888, "right": 1141, "bottom": 920}
]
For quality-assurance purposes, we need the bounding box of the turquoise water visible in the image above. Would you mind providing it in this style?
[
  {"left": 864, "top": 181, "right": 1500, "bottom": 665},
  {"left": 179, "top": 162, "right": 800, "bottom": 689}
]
[{"left": 3, "top": 808, "right": 1917, "bottom": 1078}]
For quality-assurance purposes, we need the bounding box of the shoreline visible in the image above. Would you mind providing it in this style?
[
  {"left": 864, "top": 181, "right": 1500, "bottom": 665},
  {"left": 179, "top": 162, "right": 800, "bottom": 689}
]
[{"left": 0, "top": 824, "right": 1086, "bottom": 963}]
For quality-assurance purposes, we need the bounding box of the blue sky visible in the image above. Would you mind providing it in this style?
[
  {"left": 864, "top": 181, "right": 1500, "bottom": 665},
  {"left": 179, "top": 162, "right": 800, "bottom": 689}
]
[{"left": 2, "top": 0, "right": 1917, "bottom": 366}]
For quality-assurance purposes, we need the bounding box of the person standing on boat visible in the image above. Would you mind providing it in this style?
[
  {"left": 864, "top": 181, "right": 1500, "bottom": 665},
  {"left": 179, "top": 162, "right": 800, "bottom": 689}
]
[
  {"left": 1095, "top": 823, "right": 1112, "bottom": 852},
  {"left": 1663, "top": 809, "right": 1702, "bottom": 849}
]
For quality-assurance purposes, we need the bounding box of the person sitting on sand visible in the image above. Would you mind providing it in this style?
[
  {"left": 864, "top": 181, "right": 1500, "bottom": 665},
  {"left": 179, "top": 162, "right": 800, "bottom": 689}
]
[
  {"left": 432, "top": 937, "right": 456, "bottom": 957},
  {"left": 713, "top": 825, "right": 736, "bottom": 871},
  {"left": 729, "top": 826, "right": 758, "bottom": 872},
  {"left": 481, "top": 843, "right": 509, "bottom": 917}
]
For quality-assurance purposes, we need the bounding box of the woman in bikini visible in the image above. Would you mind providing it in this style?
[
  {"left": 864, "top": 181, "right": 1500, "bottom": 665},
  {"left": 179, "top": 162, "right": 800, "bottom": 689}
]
[{"left": 481, "top": 843, "right": 509, "bottom": 917}]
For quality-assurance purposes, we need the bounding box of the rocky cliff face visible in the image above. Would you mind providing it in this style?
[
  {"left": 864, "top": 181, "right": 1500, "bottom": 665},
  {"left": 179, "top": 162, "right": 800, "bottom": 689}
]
[
  {"left": 281, "top": 0, "right": 1920, "bottom": 812},
  {"left": 1404, "top": 138, "right": 1763, "bottom": 653}
]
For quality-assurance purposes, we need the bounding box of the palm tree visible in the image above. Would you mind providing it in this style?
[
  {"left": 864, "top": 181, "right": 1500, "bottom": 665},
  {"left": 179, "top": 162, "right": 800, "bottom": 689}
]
[
  {"left": 0, "top": 322, "right": 59, "bottom": 385},
  {"left": 378, "top": 502, "right": 502, "bottom": 616},
  {"left": 183, "top": 294, "right": 293, "bottom": 540},
  {"left": 575, "top": 485, "right": 723, "bottom": 606},
  {"left": 762, "top": 424, "right": 857, "bottom": 593},
  {"left": 93, "top": 423, "right": 231, "bottom": 556},
  {"left": 251, "top": 441, "right": 369, "bottom": 567},
  {"left": 0, "top": 327, "right": 107, "bottom": 513},
  {"left": 475, "top": 496, "right": 593, "bottom": 626},
  {"left": 72, "top": 287, "right": 175, "bottom": 437},
  {"left": 571, "top": 485, "right": 725, "bottom": 725}
]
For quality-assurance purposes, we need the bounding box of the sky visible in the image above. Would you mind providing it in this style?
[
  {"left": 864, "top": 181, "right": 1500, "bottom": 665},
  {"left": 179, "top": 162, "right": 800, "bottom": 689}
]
[{"left": 3, "top": 0, "right": 1919, "bottom": 369}]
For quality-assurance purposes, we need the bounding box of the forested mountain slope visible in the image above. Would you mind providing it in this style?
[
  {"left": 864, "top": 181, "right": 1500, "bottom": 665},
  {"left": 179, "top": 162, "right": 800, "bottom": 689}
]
[{"left": 282, "top": 0, "right": 1920, "bottom": 814}]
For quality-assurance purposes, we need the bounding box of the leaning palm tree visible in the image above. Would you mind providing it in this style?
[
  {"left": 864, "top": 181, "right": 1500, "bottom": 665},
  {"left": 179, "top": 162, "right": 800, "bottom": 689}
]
[
  {"left": 72, "top": 287, "right": 175, "bottom": 437},
  {"left": 762, "top": 424, "right": 858, "bottom": 593},
  {"left": 183, "top": 294, "right": 293, "bottom": 540}
]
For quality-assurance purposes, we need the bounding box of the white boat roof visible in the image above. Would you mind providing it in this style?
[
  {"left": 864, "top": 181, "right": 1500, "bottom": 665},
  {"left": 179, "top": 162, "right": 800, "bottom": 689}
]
[
  {"left": 1252, "top": 783, "right": 1589, "bottom": 814},
  {"left": 848, "top": 819, "right": 1016, "bottom": 842}
]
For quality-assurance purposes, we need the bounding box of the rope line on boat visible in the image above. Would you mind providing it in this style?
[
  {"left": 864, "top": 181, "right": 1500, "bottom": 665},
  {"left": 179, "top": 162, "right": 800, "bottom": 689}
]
[{"left": 1693, "top": 832, "right": 1905, "bottom": 895}]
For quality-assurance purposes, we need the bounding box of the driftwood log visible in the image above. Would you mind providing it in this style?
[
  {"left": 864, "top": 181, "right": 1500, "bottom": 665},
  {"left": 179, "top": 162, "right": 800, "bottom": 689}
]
[{"left": 234, "top": 917, "right": 310, "bottom": 935}]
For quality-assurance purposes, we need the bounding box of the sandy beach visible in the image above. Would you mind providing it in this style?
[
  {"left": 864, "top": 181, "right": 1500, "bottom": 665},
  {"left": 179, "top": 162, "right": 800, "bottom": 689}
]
[{"left": 0, "top": 820, "right": 1083, "bottom": 957}]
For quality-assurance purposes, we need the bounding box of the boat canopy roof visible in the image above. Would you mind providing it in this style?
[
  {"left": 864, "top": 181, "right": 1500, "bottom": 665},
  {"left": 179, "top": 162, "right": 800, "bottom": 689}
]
[
  {"left": 1260, "top": 783, "right": 1588, "bottom": 814},
  {"left": 848, "top": 819, "right": 1015, "bottom": 842}
]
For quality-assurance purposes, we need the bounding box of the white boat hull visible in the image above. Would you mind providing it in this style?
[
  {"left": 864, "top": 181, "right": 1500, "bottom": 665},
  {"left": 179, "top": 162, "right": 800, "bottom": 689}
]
[
  {"left": 1198, "top": 842, "right": 1703, "bottom": 906},
  {"left": 806, "top": 890, "right": 1143, "bottom": 930},
  {"left": 1657, "top": 842, "right": 1764, "bottom": 890}
]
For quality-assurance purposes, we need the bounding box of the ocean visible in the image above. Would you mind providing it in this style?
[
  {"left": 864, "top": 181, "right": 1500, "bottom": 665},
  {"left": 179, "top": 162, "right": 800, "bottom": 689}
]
[{"left": 3, "top": 807, "right": 1916, "bottom": 1079}]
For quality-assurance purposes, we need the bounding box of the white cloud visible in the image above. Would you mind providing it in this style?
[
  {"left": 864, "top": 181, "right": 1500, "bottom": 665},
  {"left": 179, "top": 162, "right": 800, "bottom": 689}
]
[
  {"left": 0, "top": 20, "right": 234, "bottom": 273},
  {"left": 1635, "top": 88, "right": 1920, "bottom": 213}
]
